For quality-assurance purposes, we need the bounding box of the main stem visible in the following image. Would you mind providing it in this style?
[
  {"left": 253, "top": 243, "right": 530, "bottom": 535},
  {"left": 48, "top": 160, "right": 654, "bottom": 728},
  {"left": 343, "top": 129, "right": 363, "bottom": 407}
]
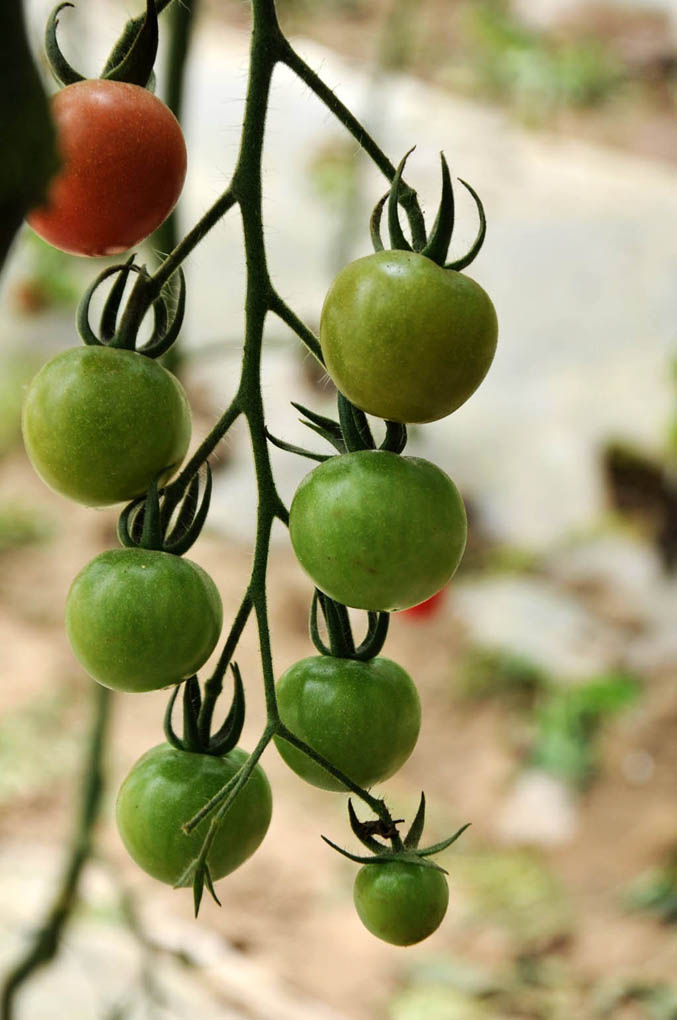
[
  {"left": 230, "top": 0, "right": 283, "bottom": 720},
  {"left": 180, "top": 0, "right": 402, "bottom": 859}
]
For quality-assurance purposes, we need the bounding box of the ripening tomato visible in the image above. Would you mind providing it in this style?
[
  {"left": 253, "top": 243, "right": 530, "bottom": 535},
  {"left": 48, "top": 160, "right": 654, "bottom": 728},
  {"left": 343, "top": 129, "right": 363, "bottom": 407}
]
[
  {"left": 66, "top": 548, "right": 222, "bottom": 692},
  {"left": 320, "top": 250, "right": 498, "bottom": 424},
  {"left": 353, "top": 860, "right": 449, "bottom": 945},
  {"left": 22, "top": 345, "right": 191, "bottom": 507},
  {"left": 116, "top": 744, "right": 272, "bottom": 885},
  {"left": 274, "top": 655, "right": 421, "bottom": 791},
  {"left": 27, "top": 80, "right": 187, "bottom": 256},
  {"left": 289, "top": 451, "right": 467, "bottom": 611}
]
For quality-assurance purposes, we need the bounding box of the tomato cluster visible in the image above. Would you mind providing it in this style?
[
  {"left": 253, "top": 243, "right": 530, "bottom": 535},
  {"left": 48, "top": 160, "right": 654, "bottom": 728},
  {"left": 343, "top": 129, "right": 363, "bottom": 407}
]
[
  {"left": 20, "top": 52, "right": 484, "bottom": 948},
  {"left": 278, "top": 167, "right": 496, "bottom": 943}
]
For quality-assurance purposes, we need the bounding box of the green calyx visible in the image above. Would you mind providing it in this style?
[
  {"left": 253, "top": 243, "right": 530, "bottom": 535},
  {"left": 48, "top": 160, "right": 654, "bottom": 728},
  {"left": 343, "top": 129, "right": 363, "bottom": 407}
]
[
  {"left": 78, "top": 257, "right": 185, "bottom": 358},
  {"left": 164, "top": 667, "right": 246, "bottom": 757},
  {"left": 266, "top": 391, "right": 408, "bottom": 465},
  {"left": 46, "top": 0, "right": 159, "bottom": 88},
  {"left": 117, "top": 467, "right": 212, "bottom": 556},
  {"left": 323, "top": 794, "right": 470, "bottom": 872},
  {"left": 309, "top": 589, "right": 390, "bottom": 661},
  {"left": 370, "top": 148, "right": 487, "bottom": 270}
]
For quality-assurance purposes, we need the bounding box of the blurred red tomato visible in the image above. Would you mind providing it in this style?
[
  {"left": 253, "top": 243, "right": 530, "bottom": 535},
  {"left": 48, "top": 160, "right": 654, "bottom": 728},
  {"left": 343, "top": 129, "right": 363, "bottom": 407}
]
[{"left": 398, "top": 587, "right": 447, "bottom": 621}]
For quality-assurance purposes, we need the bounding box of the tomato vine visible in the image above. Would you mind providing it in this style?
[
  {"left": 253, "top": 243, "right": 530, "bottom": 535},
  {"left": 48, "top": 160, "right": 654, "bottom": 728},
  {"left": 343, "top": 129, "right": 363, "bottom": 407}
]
[{"left": 1, "top": 0, "right": 497, "bottom": 1005}]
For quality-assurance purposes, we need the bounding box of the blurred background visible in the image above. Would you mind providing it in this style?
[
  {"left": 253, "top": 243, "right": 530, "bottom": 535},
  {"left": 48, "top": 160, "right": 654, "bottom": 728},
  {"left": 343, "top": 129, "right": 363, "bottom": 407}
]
[{"left": 2, "top": 0, "right": 677, "bottom": 1016}]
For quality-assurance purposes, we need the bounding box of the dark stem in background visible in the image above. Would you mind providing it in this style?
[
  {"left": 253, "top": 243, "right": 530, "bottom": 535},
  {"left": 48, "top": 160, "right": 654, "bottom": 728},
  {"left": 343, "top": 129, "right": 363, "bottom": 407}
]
[
  {"left": 0, "top": 686, "right": 112, "bottom": 1020},
  {"left": 152, "top": 0, "right": 198, "bottom": 375},
  {"left": 0, "top": 0, "right": 59, "bottom": 272}
]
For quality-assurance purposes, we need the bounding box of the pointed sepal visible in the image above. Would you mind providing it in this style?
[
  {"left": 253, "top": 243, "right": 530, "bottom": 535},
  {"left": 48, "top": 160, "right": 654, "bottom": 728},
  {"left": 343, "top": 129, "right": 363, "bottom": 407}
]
[
  {"left": 208, "top": 663, "right": 246, "bottom": 757},
  {"left": 292, "top": 402, "right": 346, "bottom": 454},
  {"left": 380, "top": 421, "right": 407, "bottom": 455},
  {"left": 78, "top": 260, "right": 140, "bottom": 347},
  {"left": 387, "top": 149, "right": 416, "bottom": 252},
  {"left": 163, "top": 684, "right": 184, "bottom": 750},
  {"left": 353, "top": 611, "right": 390, "bottom": 661},
  {"left": 446, "top": 179, "right": 487, "bottom": 272},
  {"left": 420, "top": 153, "right": 455, "bottom": 265},
  {"left": 370, "top": 193, "right": 388, "bottom": 253},
  {"left": 265, "top": 429, "right": 332, "bottom": 464},
  {"left": 102, "top": 0, "right": 158, "bottom": 88},
  {"left": 417, "top": 822, "right": 471, "bottom": 857},
  {"left": 45, "top": 2, "right": 85, "bottom": 86},
  {"left": 403, "top": 792, "right": 426, "bottom": 850}
]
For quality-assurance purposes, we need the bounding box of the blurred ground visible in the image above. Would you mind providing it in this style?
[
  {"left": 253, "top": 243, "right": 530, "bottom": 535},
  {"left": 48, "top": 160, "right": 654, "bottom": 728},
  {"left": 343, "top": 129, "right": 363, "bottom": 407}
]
[{"left": 2, "top": 1, "right": 677, "bottom": 1018}]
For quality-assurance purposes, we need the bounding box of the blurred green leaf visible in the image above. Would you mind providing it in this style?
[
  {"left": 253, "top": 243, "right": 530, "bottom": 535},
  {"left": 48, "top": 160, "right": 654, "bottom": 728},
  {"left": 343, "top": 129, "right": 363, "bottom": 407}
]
[
  {"left": 624, "top": 851, "right": 677, "bottom": 925},
  {"left": 458, "top": 646, "right": 548, "bottom": 704},
  {"left": 530, "top": 673, "right": 640, "bottom": 788}
]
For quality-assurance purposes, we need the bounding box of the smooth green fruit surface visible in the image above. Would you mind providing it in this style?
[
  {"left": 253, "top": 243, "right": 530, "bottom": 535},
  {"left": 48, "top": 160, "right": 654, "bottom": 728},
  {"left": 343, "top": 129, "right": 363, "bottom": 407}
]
[
  {"left": 274, "top": 655, "right": 421, "bottom": 791},
  {"left": 354, "top": 861, "right": 449, "bottom": 945},
  {"left": 66, "top": 548, "right": 222, "bottom": 692},
  {"left": 22, "top": 345, "right": 191, "bottom": 506},
  {"left": 320, "top": 250, "right": 498, "bottom": 424},
  {"left": 289, "top": 451, "right": 467, "bottom": 611},
  {"left": 116, "top": 745, "right": 272, "bottom": 885}
]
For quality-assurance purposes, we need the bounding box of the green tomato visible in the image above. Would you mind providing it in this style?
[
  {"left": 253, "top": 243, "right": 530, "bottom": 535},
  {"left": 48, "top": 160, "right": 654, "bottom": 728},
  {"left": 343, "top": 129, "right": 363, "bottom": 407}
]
[
  {"left": 22, "top": 345, "right": 191, "bottom": 507},
  {"left": 116, "top": 744, "right": 272, "bottom": 885},
  {"left": 274, "top": 655, "right": 421, "bottom": 791},
  {"left": 354, "top": 860, "right": 449, "bottom": 945},
  {"left": 320, "top": 250, "right": 498, "bottom": 424},
  {"left": 289, "top": 451, "right": 466, "bottom": 611},
  {"left": 66, "top": 548, "right": 222, "bottom": 692}
]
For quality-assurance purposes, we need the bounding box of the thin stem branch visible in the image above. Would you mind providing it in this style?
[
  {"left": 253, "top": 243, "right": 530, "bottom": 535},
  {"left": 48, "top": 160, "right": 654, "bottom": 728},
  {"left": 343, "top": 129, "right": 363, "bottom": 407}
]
[
  {"left": 274, "top": 722, "right": 390, "bottom": 817},
  {"left": 165, "top": 393, "right": 241, "bottom": 498},
  {"left": 182, "top": 725, "right": 274, "bottom": 836},
  {"left": 150, "top": 188, "right": 239, "bottom": 294},
  {"left": 268, "top": 289, "right": 323, "bottom": 363},
  {"left": 198, "top": 592, "right": 252, "bottom": 746},
  {"left": 278, "top": 37, "right": 426, "bottom": 243}
]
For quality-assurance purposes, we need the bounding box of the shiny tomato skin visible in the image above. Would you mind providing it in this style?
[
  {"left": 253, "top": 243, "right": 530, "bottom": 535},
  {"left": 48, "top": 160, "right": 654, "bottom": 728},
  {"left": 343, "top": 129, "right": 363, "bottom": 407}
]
[
  {"left": 27, "top": 80, "right": 187, "bottom": 257},
  {"left": 274, "top": 655, "right": 421, "bottom": 791},
  {"left": 22, "top": 346, "right": 191, "bottom": 507},
  {"left": 289, "top": 451, "right": 467, "bottom": 611},
  {"left": 116, "top": 744, "right": 272, "bottom": 885},
  {"left": 320, "top": 250, "right": 498, "bottom": 424},
  {"left": 354, "top": 861, "right": 449, "bottom": 945},
  {"left": 66, "top": 548, "right": 223, "bottom": 693}
]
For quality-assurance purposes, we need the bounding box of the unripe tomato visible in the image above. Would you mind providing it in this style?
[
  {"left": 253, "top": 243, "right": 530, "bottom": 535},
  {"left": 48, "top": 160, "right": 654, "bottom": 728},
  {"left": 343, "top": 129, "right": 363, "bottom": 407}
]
[
  {"left": 27, "top": 80, "right": 187, "bottom": 257},
  {"left": 66, "top": 548, "right": 222, "bottom": 692},
  {"left": 289, "top": 451, "right": 467, "bottom": 611},
  {"left": 274, "top": 655, "right": 421, "bottom": 791},
  {"left": 354, "top": 860, "right": 449, "bottom": 945},
  {"left": 320, "top": 250, "right": 498, "bottom": 424},
  {"left": 22, "top": 345, "right": 191, "bottom": 507},
  {"left": 116, "top": 744, "right": 272, "bottom": 885}
]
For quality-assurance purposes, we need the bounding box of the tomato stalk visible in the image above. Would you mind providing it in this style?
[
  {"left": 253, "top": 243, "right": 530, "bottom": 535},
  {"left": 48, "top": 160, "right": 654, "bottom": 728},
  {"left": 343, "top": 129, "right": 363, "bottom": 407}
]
[{"left": 162, "top": 1, "right": 422, "bottom": 901}]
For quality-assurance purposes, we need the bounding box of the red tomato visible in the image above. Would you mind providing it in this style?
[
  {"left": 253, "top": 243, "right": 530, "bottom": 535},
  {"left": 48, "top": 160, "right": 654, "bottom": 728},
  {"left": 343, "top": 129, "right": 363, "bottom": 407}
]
[{"left": 27, "top": 80, "right": 187, "bottom": 257}]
